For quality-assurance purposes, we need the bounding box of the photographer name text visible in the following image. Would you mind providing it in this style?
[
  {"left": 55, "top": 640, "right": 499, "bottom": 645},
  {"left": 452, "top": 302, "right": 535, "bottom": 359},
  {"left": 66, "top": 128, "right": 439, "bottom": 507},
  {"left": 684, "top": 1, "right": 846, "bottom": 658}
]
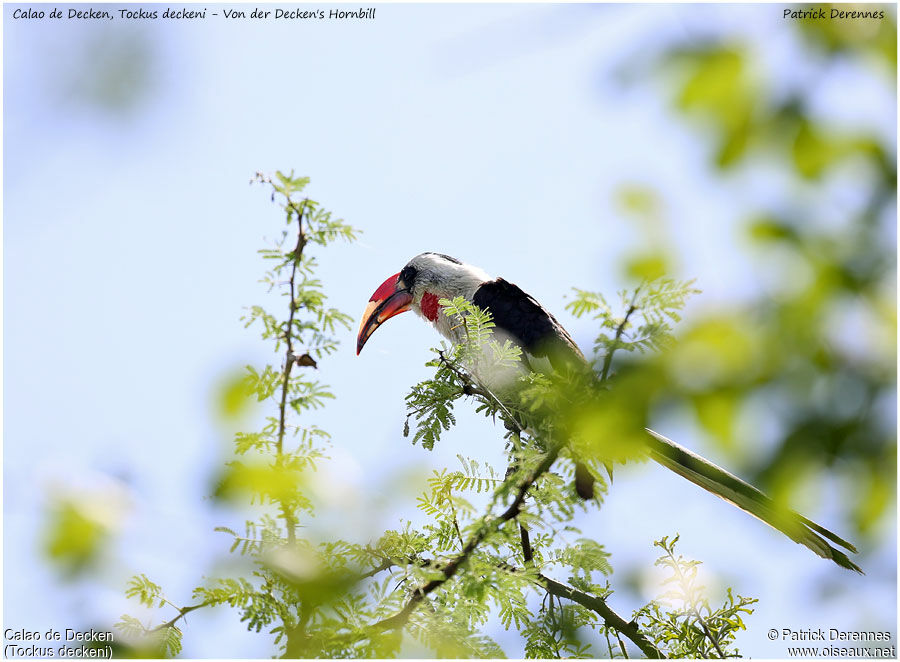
[{"left": 784, "top": 7, "right": 886, "bottom": 20}]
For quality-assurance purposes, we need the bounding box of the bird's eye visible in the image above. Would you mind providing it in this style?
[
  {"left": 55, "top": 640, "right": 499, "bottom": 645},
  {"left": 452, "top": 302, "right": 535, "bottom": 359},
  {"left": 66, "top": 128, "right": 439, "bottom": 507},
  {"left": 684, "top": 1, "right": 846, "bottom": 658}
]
[{"left": 399, "top": 266, "right": 418, "bottom": 289}]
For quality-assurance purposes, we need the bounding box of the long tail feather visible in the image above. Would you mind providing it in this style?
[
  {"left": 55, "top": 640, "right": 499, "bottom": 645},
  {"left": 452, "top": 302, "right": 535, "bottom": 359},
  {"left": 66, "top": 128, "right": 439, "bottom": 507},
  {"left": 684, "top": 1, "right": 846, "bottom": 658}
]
[{"left": 644, "top": 428, "right": 862, "bottom": 573}]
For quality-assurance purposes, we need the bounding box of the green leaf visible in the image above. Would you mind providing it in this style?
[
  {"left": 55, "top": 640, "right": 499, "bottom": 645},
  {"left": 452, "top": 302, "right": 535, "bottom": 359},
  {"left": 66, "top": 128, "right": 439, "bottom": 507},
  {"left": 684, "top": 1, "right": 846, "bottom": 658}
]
[{"left": 125, "top": 574, "right": 163, "bottom": 608}]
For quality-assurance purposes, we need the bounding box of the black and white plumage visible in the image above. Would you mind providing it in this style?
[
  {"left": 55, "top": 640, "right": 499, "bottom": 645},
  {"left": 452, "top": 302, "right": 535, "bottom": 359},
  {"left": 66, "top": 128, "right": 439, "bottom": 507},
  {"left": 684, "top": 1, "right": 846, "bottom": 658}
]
[
  {"left": 356, "top": 252, "right": 861, "bottom": 573},
  {"left": 358, "top": 253, "right": 582, "bottom": 375},
  {"left": 472, "top": 277, "right": 585, "bottom": 374}
]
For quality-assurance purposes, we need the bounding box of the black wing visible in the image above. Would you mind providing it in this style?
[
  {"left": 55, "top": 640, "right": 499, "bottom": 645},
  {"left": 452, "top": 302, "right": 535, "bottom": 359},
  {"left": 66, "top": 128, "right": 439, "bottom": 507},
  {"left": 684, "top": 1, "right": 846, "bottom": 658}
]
[{"left": 473, "top": 278, "right": 585, "bottom": 373}]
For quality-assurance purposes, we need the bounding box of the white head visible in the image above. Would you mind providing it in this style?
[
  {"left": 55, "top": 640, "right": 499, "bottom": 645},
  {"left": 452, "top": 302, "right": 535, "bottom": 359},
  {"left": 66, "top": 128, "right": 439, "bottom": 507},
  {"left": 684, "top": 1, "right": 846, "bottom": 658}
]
[
  {"left": 357, "top": 253, "right": 491, "bottom": 353},
  {"left": 399, "top": 253, "right": 490, "bottom": 309}
]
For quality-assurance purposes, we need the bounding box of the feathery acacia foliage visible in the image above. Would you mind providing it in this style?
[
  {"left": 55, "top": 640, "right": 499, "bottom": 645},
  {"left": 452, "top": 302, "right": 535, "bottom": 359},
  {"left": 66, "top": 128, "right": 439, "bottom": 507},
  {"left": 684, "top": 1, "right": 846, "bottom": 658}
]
[
  {"left": 117, "top": 171, "right": 754, "bottom": 658},
  {"left": 636, "top": 536, "right": 757, "bottom": 658},
  {"left": 568, "top": 279, "right": 700, "bottom": 380}
]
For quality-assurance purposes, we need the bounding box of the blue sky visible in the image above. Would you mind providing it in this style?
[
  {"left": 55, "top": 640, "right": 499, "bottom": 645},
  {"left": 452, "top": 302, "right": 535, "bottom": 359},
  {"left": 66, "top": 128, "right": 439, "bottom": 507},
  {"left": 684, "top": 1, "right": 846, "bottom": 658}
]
[{"left": 4, "top": 3, "right": 896, "bottom": 657}]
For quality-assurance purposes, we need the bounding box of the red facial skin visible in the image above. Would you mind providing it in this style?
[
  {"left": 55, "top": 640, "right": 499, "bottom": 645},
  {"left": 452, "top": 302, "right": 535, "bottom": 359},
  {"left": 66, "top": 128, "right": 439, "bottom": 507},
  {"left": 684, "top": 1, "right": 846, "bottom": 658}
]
[{"left": 420, "top": 292, "right": 441, "bottom": 322}]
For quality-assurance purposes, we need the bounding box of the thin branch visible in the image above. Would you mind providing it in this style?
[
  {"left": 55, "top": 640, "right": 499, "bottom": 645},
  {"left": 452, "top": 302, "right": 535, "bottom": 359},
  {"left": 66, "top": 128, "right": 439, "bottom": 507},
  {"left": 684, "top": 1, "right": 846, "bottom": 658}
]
[
  {"left": 451, "top": 511, "right": 466, "bottom": 550},
  {"left": 440, "top": 482, "right": 466, "bottom": 550},
  {"left": 604, "top": 629, "right": 616, "bottom": 658},
  {"left": 505, "top": 455, "right": 536, "bottom": 568},
  {"left": 275, "top": 199, "right": 308, "bottom": 545},
  {"left": 368, "top": 550, "right": 664, "bottom": 659},
  {"left": 150, "top": 602, "right": 209, "bottom": 633},
  {"left": 519, "top": 524, "right": 534, "bottom": 565},
  {"left": 489, "top": 559, "right": 662, "bottom": 659},
  {"left": 599, "top": 286, "right": 642, "bottom": 382},
  {"left": 616, "top": 632, "right": 630, "bottom": 659},
  {"left": 665, "top": 547, "right": 725, "bottom": 658},
  {"left": 437, "top": 351, "right": 525, "bottom": 434},
  {"left": 357, "top": 559, "right": 395, "bottom": 581},
  {"left": 537, "top": 575, "right": 663, "bottom": 659},
  {"left": 697, "top": 618, "right": 726, "bottom": 659},
  {"left": 371, "top": 445, "right": 562, "bottom": 632}
]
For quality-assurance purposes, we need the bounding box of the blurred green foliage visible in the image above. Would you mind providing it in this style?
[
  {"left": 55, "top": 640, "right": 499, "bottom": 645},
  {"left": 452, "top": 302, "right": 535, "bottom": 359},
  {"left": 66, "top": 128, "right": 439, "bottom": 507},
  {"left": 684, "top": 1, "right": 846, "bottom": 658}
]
[
  {"left": 55, "top": 29, "right": 157, "bottom": 116},
  {"left": 619, "top": 7, "right": 896, "bottom": 542},
  {"left": 43, "top": 492, "right": 116, "bottom": 577},
  {"left": 615, "top": 185, "right": 673, "bottom": 281},
  {"left": 215, "top": 368, "right": 260, "bottom": 421},
  {"left": 797, "top": 5, "right": 897, "bottom": 67}
]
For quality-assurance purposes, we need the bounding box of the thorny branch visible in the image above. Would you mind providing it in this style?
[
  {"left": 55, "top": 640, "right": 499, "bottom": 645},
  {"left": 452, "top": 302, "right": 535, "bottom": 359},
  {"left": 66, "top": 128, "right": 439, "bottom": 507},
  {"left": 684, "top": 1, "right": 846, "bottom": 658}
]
[
  {"left": 150, "top": 602, "right": 209, "bottom": 634},
  {"left": 502, "top": 529, "right": 662, "bottom": 658},
  {"left": 275, "top": 199, "right": 309, "bottom": 545},
  {"left": 371, "top": 444, "right": 563, "bottom": 632},
  {"left": 362, "top": 550, "right": 664, "bottom": 659},
  {"left": 537, "top": 574, "right": 662, "bottom": 659}
]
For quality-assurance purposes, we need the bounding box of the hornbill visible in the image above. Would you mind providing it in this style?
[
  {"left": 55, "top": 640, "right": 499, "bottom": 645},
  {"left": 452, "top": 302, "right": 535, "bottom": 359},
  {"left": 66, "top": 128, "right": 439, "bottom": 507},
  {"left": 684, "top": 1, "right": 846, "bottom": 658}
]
[{"left": 356, "top": 252, "right": 861, "bottom": 573}]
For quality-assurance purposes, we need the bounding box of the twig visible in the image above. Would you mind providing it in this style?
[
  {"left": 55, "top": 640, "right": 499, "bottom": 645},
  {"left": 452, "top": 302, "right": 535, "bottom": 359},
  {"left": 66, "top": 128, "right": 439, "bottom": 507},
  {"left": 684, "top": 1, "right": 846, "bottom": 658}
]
[
  {"left": 275, "top": 199, "right": 308, "bottom": 545},
  {"left": 665, "top": 546, "right": 725, "bottom": 658},
  {"left": 371, "top": 445, "right": 562, "bottom": 631},
  {"left": 519, "top": 524, "right": 534, "bottom": 565},
  {"left": 447, "top": 492, "right": 466, "bottom": 550},
  {"left": 599, "top": 286, "right": 641, "bottom": 382},
  {"left": 150, "top": 602, "right": 209, "bottom": 633},
  {"left": 437, "top": 351, "right": 525, "bottom": 434},
  {"left": 604, "top": 629, "right": 616, "bottom": 658},
  {"left": 514, "top": 462, "right": 535, "bottom": 566},
  {"left": 368, "top": 551, "right": 664, "bottom": 659},
  {"left": 698, "top": 619, "right": 726, "bottom": 659},
  {"left": 358, "top": 559, "right": 395, "bottom": 581},
  {"left": 537, "top": 575, "right": 663, "bottom": 659},
  {"left": 490, "top": 559, "right": 662, "bottom": 658}
]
